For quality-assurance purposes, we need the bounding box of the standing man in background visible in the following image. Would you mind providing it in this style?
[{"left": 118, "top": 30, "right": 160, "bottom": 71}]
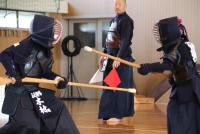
[{"left": 98, "top": 0, "right": 135, "bottom": 124}]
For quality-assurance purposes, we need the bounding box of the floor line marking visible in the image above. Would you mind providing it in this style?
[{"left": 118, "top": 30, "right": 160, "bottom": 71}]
[{"left": 77, "top": 126, "right": 167, "bottom": 132}]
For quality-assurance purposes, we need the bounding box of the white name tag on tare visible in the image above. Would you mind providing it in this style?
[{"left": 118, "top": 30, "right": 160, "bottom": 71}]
[
  {"left": 100, "top": 57, "right": 108, "bottom": 72},
  {"left": 29, "top": 89, "right": 52, "bottom": 117}
]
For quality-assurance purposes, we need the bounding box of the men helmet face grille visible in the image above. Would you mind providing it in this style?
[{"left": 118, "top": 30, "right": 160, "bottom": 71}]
[
  {"left": 52, "top": 20, "right": 63, "bottom": 44},
  {"left": 152, "top": 23, "right": 161, "bottom": 44}
]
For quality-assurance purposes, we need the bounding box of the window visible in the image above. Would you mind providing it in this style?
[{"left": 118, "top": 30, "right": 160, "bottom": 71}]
[
  {"left": 74, "top": 22, "right": 96, "bottom": 48},
  {"left": 18, "top": 11, "right": 44, "bottom": 29},
  {"left": 102, "top": 22, "right": 110, "bottom": 47},
  {"left": 0, "top": 9, "right": 44, "bottom": 29},
  {"left": 0, "top": 10, "right": 17, "bottom": 28}
]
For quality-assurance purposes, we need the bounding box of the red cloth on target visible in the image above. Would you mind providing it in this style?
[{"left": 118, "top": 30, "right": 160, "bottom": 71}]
[{"left": 104, "top": 69, "right": 121, "bottom": 91}]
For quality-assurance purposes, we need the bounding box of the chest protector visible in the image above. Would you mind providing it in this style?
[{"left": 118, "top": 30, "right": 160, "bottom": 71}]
[
  {"left": 14, "top": 43, "right": 54, "bottom": 78},
  {"left": 2, "top": 44, "right": 54, "bottom": 115},
  {"left": 105, "top": 21, "right": 121, "bottom": 48},
  {"left": 164, "top": 41, "right": 195, "bottom": 82}
]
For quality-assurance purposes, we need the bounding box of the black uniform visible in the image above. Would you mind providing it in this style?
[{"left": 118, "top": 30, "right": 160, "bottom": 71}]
[
  {"left": 0, "top": 15, "right": 79, "bottom": 134},
  {"left": 138, "top": 16, "right": 200, "bottom": 134},
  {"left": 98, "top": 12, "right": 135, "bottom": 120}
]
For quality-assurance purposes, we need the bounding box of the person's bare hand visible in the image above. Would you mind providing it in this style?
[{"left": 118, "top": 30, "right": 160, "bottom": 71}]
[
  {"left": 11, "top": 77, "right": 16, "bottom": 84},
  {"left": 99, "top": 56, "right": 104, "bottom": 67},
  {"left": 112, "top": 58, "right": 120, "bottom": 68}
]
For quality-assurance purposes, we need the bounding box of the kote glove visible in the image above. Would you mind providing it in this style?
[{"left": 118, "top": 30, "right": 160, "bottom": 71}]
[
  {"left": 56, "top": 77, "right": 68, "bottom": 89},
  {"left": 137, "top": 62, "right": 162, "bottom": 75}
]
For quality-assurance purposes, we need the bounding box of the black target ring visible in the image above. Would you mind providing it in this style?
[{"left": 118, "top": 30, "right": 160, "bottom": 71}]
[{"left": 62, "top": 36, "right": 81, "bottom": 57}]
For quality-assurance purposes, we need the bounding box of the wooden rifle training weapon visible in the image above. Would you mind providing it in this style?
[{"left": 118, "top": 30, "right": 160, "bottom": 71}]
[
  {"left": 0, "top": 77, "right": 136, "bottom": 93},
  {"left": 84, "top": 46, "right": 170, "bottom": 80}
]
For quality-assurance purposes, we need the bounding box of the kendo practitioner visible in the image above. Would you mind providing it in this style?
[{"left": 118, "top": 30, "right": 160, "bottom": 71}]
[
  {"left": 98, "top": 0, "right": 135, "bottom": 124},
  {"left": 0, "top": 15, "right": 80, "bottom": 134},
  {"left": 137, "top": 16, "right": 200, "bottom": 134}
]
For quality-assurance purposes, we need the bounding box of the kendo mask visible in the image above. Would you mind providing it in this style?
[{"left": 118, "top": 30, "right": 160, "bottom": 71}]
[
  {"left": 29, "top": 15, "right": 63, "bottom": 48},
  {"left": 152, "top": 16, "right": 181, "bottom": 51}
]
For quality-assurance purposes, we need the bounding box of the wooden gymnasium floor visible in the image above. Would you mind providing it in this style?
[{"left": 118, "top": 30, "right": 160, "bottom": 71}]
[{"left": 0, "top": 100, "right": 168, "bottom": 134}]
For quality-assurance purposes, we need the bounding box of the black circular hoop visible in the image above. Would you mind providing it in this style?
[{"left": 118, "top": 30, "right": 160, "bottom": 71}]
[{"left": 62, "top": 36, "right": 81, "bottom": 57}]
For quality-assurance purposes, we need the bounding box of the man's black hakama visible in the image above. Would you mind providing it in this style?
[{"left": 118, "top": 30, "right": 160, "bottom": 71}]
[{"left": 98, "top": 57, "right": 134, "bottom": 119}]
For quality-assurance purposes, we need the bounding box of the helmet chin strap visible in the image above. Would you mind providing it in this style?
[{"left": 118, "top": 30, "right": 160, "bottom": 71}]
[{"left": 157, "top": 42, "right": 177, "bottom": 52}]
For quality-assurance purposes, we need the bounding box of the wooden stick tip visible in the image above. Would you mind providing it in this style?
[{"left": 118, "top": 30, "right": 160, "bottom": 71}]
[
  {"left": 84, "top": 46, "right": 92, "bottom": 52},
  {"left": 129, "top": 88, "right": 136, "bottom": 93}
]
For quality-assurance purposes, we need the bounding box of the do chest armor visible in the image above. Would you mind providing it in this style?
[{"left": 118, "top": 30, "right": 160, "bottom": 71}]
[
  {"left": 105, "top": 21, "right": 121, "bottom": 48},
  {"left": 14, "top": 44, "right": 53, "bottom": 78},
  {"left": 164, "top": 41, "right": 196, "bottom": 82}
]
